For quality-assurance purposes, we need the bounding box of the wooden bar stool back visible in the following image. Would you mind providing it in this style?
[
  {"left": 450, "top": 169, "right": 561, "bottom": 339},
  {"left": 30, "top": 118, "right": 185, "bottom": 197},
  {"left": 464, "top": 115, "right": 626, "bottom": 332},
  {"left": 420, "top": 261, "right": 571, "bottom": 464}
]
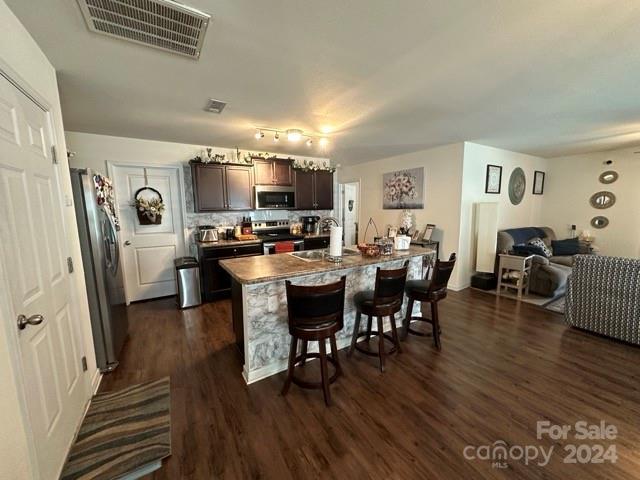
[
  {"left": 402, "top": 253, "right": 456, "bottom": 349},
  {"left": 281, "top": 276, "right": 346, "bottom": 406},
  {"left": 348, "top": 262, "right": 408, "bottom": 372}
]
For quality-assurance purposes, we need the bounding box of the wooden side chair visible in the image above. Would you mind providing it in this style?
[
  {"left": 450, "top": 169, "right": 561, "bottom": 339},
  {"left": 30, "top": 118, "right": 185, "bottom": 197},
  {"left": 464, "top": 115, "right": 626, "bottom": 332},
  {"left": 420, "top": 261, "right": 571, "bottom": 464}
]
[
  {"left": 281, "top": 276, "right": 346, "bottom": 406},
  {"left": 348, "top": 262, "right": 408, "bottom": 372},
  {"left": 402, "top": 253, "right": 456, "bottom": 350}
]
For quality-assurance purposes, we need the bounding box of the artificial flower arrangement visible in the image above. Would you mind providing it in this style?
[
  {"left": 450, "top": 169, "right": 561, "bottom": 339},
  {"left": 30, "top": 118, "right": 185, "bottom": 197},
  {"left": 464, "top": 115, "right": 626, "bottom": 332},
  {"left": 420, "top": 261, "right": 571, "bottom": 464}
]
[
  {"left": 132, "top": 187, "right": 166, "bottom": 225},
  {"left": 292, "top": 159, "right": 336, "bottom": 172},
  {"left": 399, "top": 209, "right": 413, "bottom": 235}
]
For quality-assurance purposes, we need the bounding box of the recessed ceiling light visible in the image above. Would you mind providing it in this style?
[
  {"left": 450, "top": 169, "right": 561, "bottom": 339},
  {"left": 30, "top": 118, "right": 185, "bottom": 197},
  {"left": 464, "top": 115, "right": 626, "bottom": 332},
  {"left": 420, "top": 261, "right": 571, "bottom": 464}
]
[
  {"left": 204, "top": 98, "right": 227, "bottom": 114},
  {"left": 287, "top": 129, "right": 303, "bottom": 142}
]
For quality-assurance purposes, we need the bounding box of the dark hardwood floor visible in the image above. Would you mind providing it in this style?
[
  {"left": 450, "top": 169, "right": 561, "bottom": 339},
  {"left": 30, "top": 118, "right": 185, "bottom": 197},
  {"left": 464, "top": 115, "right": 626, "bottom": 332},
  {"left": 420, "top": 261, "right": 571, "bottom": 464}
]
[{"left": 100, "top": 289, "right": 640, "bottom": 479}]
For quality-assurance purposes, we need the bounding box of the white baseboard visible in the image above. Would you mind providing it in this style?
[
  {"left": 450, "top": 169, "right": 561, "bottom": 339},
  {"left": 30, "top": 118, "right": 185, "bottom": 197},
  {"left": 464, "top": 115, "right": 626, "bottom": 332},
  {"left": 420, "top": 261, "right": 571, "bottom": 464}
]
[
  {"left": 449, "top": 283, "right": 469, "bottom": 292},
  {"left": 91, "top": 368, "right": 102, "bottom": 395}
]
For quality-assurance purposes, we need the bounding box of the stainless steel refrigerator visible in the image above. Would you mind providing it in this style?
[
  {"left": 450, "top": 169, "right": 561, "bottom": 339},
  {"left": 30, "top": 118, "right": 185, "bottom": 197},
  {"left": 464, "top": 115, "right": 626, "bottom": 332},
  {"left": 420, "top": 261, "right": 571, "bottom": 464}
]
[{"left": 71, "top": 168, "right": 128, "bottom": 372}]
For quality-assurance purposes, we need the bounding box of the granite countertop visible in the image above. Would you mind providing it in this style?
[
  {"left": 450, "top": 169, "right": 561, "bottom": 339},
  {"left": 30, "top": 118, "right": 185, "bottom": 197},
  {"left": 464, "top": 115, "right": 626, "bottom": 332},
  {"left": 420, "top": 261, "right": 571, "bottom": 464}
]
[
  {"left": 197, "top": 238, "right": 262, "bottom": 248},
  {"left": 220, "top": 245, "right": 435, "bottom": 284}
]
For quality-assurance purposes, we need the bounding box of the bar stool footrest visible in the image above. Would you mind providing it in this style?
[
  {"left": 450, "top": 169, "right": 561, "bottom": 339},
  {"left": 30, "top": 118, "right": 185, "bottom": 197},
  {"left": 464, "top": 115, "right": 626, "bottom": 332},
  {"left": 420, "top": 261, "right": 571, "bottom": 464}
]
[
  {"left": 353, "top": 331, "right": 398, "bottom": 356},
  {"left": 406, "top": 316, "right": 440, "bottom": 337},
  {"left": 291, "top": 353, "right": 340, "bottom": 389}
]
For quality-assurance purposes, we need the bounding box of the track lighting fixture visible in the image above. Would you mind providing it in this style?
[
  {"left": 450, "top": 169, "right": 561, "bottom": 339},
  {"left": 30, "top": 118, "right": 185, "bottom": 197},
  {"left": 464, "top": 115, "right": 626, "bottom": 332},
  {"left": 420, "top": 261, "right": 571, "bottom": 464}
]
[
  {"left": 251, "top": 127, "right": 330, "bottom": 148},
  {"left": 286, "top": 129, "right": 303, "bottom": 142}
]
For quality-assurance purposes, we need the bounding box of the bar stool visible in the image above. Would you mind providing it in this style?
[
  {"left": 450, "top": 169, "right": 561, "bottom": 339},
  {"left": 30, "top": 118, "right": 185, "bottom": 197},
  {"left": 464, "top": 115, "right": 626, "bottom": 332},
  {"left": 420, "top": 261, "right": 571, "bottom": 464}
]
[
  {"left": 281, "top": 276, "right": 346, "bottom": 406},
  {"left": 402, "top": 253, "right": 456, "bottom": 350},
  {"left": 348, "top": 262, "right": 408, "bottom": 372}
]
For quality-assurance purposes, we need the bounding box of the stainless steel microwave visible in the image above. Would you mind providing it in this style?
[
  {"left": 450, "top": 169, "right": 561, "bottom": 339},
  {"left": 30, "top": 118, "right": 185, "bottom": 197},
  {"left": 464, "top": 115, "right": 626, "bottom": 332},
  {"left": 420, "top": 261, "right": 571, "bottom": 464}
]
[{"left": 255, "top": 186, "right": 295, "bottom": 209}]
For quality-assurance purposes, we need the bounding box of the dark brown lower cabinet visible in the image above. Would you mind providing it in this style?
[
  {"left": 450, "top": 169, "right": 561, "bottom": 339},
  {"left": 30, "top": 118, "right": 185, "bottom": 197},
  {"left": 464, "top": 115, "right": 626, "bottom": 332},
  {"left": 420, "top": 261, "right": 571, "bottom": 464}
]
[{"left": 199, "top": 244, "right": 263, "bottom": 301}]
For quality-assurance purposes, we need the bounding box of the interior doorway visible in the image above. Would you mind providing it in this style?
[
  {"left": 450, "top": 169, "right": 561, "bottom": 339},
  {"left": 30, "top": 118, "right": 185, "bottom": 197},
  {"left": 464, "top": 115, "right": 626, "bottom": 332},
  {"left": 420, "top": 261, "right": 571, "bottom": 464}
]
[{"left": 339, "top": 181, "right": 360, "bottom": 246}]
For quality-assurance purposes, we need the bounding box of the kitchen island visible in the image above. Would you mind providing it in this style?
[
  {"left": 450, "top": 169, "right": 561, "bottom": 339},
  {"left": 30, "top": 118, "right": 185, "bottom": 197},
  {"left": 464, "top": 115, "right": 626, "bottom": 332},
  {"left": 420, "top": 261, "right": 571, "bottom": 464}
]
[{"left": 220, "top": 246, "right": 436, "bottom": 384}]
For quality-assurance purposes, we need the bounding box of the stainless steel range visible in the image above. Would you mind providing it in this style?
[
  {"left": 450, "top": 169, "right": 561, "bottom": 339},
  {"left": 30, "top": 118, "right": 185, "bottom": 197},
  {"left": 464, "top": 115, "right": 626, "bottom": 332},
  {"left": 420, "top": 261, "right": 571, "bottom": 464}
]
[{"left": 252, "top": 220, "right": 304, "bottom": 255}]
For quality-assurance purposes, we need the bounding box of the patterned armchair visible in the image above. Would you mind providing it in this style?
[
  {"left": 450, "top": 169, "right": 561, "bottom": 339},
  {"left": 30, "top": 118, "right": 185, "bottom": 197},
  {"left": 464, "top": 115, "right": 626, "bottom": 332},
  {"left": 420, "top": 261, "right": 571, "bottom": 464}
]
[{"left": 565, "top": 255, "right": 640, "bottom": 345}]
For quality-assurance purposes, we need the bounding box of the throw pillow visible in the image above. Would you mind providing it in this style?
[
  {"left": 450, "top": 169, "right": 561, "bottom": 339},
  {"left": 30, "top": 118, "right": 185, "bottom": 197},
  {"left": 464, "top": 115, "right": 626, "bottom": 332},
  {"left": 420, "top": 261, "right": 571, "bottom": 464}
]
[
  {"left": 551, "top": 237, "right": 581, "bottom": 256},
  {"left": 528, "top": 237, "right": 552, "bottom": 257},
  {"left": 512, "top": 244, "right": 546, "bottom": 257}
]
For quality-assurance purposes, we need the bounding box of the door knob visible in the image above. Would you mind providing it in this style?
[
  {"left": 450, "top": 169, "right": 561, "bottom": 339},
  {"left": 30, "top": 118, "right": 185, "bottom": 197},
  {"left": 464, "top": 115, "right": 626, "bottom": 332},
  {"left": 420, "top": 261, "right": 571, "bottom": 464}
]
[
  {"left": 17, "top": 314, "right": 44, "bottom": 330},
  {"left": 124, "top": 240, "right": 131, "bottom": 246}
]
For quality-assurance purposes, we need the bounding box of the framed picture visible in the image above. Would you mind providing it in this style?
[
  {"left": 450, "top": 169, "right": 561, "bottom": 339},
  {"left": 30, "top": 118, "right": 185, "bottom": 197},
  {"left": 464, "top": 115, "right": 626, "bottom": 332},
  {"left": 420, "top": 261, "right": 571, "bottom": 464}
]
[
  {"left": 411, "top": 229, "right": 421, "bottom": 241},
  {"left": 485, "top": 164, "right": 502, "bottom": 194},
  {"left": 533, "top": 171, "right": 545, "bottom": 195},
  {"left": 382, "top": 167, "right": 424, "bottom": 209},
  {"left": 422, "top": 224, "right": 435, "bottom": 241}
]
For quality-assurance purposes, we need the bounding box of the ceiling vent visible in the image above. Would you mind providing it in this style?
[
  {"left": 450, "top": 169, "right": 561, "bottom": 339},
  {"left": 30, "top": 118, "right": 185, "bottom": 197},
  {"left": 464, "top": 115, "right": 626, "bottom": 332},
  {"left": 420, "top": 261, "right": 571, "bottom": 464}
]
[
  {"left": 204, "top": 98, "right": 227, "bottom": 114},
  {"left": 77, "top": 0, "right": 211, "bottom": 59}
]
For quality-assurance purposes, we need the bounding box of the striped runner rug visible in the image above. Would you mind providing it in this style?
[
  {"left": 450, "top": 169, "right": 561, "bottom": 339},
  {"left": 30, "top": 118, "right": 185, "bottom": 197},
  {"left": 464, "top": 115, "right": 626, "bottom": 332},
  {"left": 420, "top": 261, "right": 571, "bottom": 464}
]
[{"left": 61, "top": 377, "right": 171, "bottom": 480}]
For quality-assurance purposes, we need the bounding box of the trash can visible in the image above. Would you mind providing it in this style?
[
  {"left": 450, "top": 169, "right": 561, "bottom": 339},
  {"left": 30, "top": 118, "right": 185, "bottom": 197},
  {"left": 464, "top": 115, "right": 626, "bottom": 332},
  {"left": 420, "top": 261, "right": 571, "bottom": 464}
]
[{"left": 174, "top": 257, "right": 201, "bottom": 309}]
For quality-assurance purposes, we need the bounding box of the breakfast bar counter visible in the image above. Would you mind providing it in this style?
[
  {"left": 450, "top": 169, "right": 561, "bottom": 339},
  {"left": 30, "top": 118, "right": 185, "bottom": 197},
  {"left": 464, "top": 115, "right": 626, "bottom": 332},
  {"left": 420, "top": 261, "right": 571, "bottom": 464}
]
[{"left": 220, "top": 246, "right": 436, "bottom": 384}]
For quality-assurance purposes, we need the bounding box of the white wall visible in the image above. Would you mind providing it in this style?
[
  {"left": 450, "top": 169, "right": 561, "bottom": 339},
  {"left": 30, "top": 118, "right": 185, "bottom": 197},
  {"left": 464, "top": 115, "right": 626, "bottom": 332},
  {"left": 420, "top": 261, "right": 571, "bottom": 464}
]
[
  {"left": 0, "top": 1, "right": 94, "bottom": 478},
  {"left": 339, "top": 143, "right": 466, "bottom": 288},
  {"left": 457, "top": 142, "right": 548, "bottom": 288},
  {"left": 541, "top": 146, "right": 640, "bottom": 258}
]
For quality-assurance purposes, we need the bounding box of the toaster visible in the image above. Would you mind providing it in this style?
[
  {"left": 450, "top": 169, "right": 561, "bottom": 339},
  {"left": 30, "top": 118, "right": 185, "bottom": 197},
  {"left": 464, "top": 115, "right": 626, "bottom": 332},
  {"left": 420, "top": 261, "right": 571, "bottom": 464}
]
[{"left": 198, "top": 226, "right": 218, "bottom": 242}]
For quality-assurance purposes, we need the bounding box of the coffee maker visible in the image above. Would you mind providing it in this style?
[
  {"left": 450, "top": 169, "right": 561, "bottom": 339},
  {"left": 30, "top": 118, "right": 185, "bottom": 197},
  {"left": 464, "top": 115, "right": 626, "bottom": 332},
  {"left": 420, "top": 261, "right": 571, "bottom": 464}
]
[{"left": 301, "top": 215, "right": 320, "bottom": 235}]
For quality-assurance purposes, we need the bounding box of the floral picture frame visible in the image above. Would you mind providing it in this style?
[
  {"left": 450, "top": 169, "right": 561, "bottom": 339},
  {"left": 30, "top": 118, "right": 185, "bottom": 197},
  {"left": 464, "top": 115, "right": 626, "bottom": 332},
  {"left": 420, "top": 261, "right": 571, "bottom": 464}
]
[{"left": 382, "top": 167, "right": 424, "bottom": 209}]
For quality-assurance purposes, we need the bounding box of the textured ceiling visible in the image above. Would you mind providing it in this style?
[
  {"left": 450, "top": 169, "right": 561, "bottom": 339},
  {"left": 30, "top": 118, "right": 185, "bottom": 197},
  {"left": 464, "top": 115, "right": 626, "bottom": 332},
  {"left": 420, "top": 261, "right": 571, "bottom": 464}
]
[{"left": 7, "top": 0, "right": 640, "bottom": 164}]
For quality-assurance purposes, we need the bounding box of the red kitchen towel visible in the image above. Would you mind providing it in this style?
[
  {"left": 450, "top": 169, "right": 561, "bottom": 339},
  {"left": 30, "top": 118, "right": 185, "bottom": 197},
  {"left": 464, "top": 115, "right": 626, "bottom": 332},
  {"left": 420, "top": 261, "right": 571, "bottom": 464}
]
[{"left": 275, "top": 241, "right": 295, "bottom": 253}]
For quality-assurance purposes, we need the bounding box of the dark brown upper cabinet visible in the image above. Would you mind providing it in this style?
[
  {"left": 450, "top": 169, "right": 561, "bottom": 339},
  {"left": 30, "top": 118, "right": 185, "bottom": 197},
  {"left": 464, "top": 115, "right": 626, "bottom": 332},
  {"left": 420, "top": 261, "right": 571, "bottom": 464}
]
[
  {"left": 253, "top": 158, "right": 293, "bottom": 186},
  {"left": 191, "top": 163, "right": 254, "bottom": 212},
  {"left": 294, "top": 170, "right": 333, "bottom": 210}
]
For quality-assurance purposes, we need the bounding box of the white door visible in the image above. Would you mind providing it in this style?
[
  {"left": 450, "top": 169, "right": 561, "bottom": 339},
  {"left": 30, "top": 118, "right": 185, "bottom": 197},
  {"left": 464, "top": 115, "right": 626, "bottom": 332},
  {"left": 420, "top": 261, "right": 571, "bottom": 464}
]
[
  {"left": 340, "top": 182, "right": 359, "bottom": 245},
  {"left": 111, "top": 165, "right": 185, "bottom": 303},
  {"left": 0, "top": 75, "right": 86, "bottom": 478}
]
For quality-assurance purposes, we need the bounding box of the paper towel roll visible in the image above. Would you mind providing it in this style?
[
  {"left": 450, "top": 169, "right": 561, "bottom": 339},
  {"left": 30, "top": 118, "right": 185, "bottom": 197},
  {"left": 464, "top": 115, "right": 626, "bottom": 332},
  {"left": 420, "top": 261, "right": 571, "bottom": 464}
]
[{"left": 329, "top": 226, "right": 343, "bottom": 257}]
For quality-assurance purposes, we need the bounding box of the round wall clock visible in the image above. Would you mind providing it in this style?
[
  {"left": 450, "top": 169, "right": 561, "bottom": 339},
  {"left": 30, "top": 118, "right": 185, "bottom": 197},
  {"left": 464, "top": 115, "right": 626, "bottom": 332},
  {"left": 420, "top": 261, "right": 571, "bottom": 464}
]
[{"left": 508, "top": 167, "right": 526, "bottom": 205}]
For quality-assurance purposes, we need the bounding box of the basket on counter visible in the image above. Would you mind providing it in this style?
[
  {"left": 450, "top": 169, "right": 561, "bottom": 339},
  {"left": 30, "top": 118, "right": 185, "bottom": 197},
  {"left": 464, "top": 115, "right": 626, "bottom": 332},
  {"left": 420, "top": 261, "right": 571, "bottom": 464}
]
[{"left": 358, "top": 217, "right": 382, "bottom": 257}]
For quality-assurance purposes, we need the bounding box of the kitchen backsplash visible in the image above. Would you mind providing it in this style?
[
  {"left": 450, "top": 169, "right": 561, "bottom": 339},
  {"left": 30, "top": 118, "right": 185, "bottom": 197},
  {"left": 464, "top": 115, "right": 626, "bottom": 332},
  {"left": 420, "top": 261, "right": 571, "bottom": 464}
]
[{"left": 183, "top": 165, "right": 333, "bottom": 244}]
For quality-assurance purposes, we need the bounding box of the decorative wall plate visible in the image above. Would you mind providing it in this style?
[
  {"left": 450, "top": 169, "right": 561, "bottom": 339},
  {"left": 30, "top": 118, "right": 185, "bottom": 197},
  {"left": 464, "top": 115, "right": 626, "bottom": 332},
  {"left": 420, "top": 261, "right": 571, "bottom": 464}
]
[
  {"left": 508, "top": 167, "right": 526, "bottom": 205},
  {"left": 598, "top": 170, "right": 618, "bottom": 184},
  {"left": 590, "top": 191, "right": 616, "bottom": 209},
  {"left": 591, "top": 216, "right": 609, "bottom": 229}
]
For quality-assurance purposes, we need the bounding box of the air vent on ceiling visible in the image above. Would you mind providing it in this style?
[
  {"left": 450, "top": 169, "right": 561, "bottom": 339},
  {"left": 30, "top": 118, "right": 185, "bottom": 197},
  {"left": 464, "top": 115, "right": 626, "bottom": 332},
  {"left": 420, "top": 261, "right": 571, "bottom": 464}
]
[
  {"left": 77, "top": 0, "right": 211, "bottom": 59},
  {"left": 204, "top": 98, "right": 226, "bottom": 114}
]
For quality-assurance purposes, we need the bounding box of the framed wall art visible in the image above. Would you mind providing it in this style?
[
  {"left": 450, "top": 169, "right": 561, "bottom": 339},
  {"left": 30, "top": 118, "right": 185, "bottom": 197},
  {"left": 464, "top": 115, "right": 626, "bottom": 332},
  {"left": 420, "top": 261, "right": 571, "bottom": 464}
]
[{"left": 485, "top": 164, "right": 502, "bottom": 194}]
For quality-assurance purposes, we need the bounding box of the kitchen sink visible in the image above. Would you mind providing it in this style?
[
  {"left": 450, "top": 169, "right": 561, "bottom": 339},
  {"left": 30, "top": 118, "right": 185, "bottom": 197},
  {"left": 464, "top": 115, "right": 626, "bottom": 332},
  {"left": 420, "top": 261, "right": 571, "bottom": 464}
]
[{"left": 290, "top": 248, "right": 360, "bottom": 262}]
